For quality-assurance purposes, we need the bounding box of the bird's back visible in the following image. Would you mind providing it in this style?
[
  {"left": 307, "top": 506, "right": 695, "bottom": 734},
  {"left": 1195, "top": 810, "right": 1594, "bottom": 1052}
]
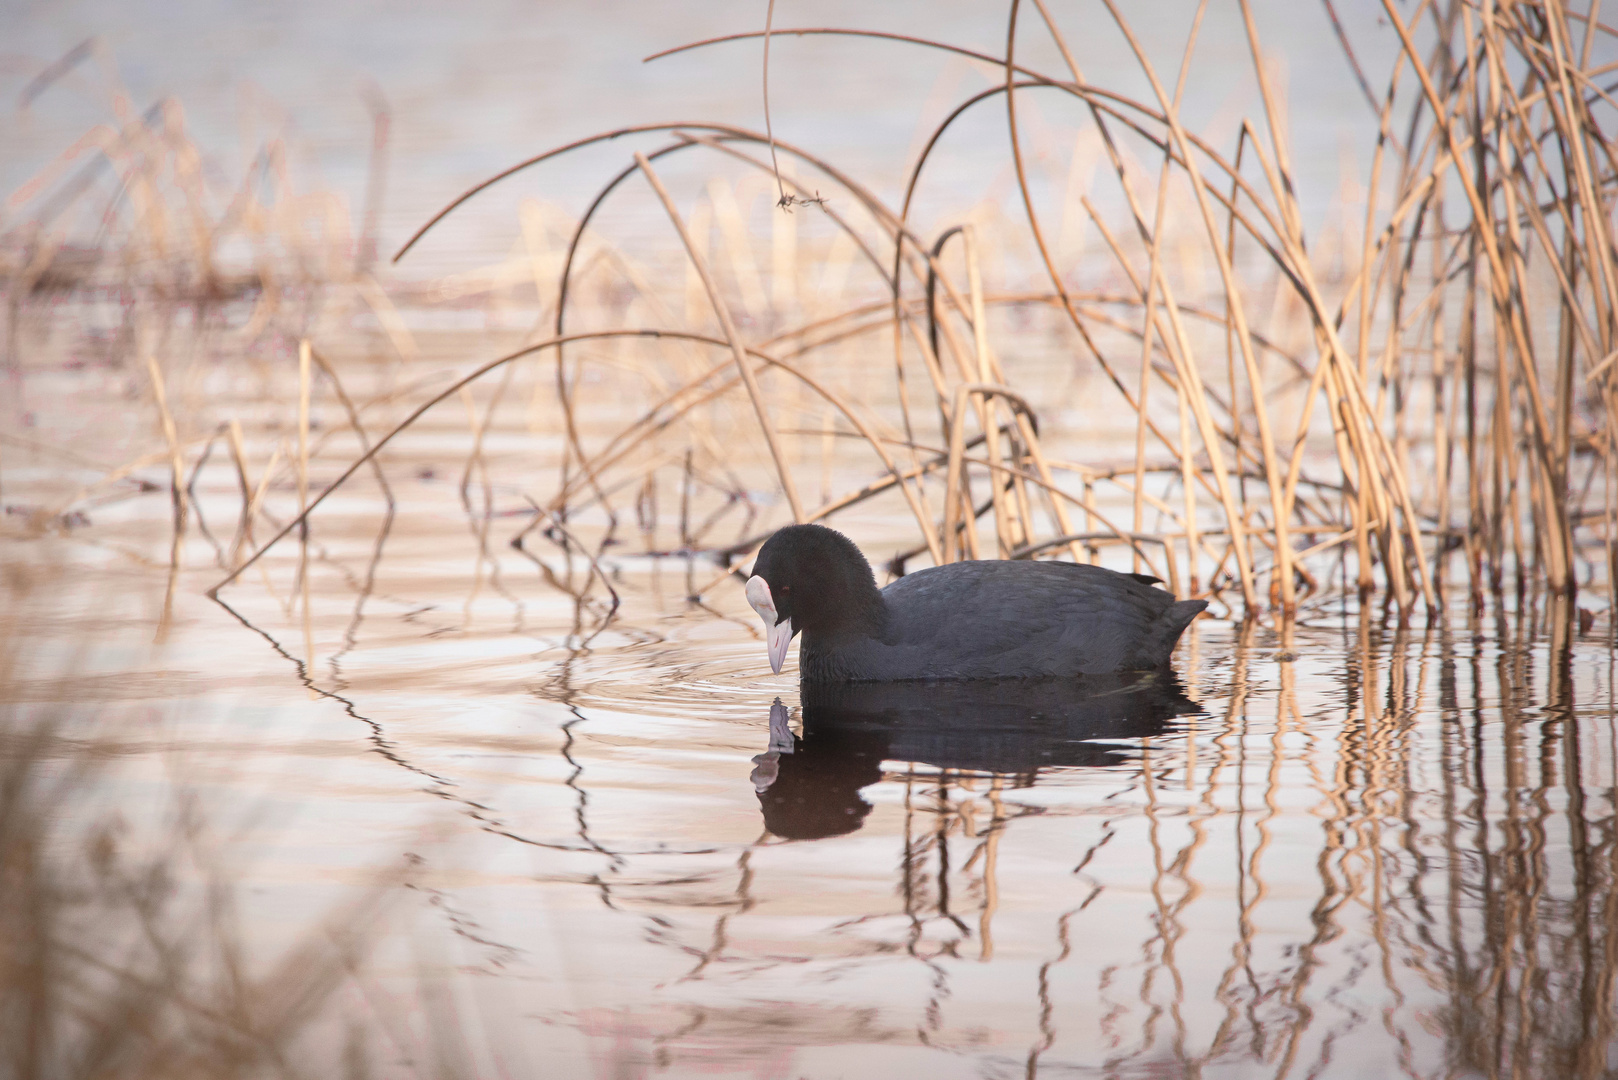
[{"left": 799, "top": 559, "right": 1205, "bottom": 681}]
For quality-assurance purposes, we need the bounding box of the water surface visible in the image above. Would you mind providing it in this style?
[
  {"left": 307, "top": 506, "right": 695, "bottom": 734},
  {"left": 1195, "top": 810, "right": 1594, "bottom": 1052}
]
[{"left": 9, "top": 471, "right": 1617, "bottom": 1078}]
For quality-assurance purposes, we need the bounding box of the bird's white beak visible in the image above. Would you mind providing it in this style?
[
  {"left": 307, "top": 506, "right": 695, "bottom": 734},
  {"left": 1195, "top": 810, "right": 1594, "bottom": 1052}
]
[{"left": 745, "top": 575, "right": 793, "bottom": 675}]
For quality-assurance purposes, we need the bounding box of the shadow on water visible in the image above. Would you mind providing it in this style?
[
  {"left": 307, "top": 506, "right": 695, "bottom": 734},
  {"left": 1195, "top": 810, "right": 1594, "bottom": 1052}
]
[{"left": 752, "top": 674, "right": 1201, "bottom": 841}]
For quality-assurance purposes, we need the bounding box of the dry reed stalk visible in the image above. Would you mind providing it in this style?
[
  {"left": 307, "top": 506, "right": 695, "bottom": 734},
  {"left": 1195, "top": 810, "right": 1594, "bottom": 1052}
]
[
  {"left": 1034, "top": 44, "right": 1262, "bottom": 604},
  {"left": 296, "top": 339, "right": 312, "bottom": 526},
  {"left": 457, "top": 382, "right": 492, "bottom": 513},
  {"left": 1077, "top": 126, "right": 1196, "bottom": 585},
  {"left": 632, "top": 151, "right": 805, "bottom": 524},
  {"left": 1132, "top": 238, "right": 1158, "bottom": 577},
  {"left": 355, "top": 274, "right": 420, "bottom": 364},
  {"left": 296, "top": 339, "right": 315, "bottom": 682},
  {"left": 1103, "top": 0, "right": 1293, "bottom": 607},
  {"left": 941, "top": 384, "right": 1033, "bottom": 561},
  {"left": 999, "top": 13, "right": 1203, "bottom": 501},
  {"left": 246, "top": 446, "right": 283, "bottom": 537},
  {"left": 146, "top": 354, "right": 188, "bottom": 533},
  {"left": 1430, "top": 214, "right": 1453, "bottom": 587},
  {"left": 225, "top": 418, "right": 254, "bottom": 564},
  {"left": 146, "top": 353, "right": 187, "bottom": 643},
  {"left": 707, "top": 178, "right": 769, "bottom": 321},
  {"left": 1144, "top": 0, "right": 1205, "bottom": 591},
  {"left": 1177, "top": 379, "right": 1200, "bottom": 593},
  {"left": 919, "top": 231, "right": 1098, "bottom": 563},
  {"left": 1607, "top": 383, "right": 1618, "bottom": 595},
  {"left": 962, "top": 226, "right": 1021, "bottom": 558},
  {"left": 307, "top": 348, "right": 393, "bottom": 503},
  {"left": 1006, "top": 3, "right": 1177, "bottom": 572},
  {"left": 1245, "top": 122, "right": 1432, "bottom": 607},
  {"left": 1382, "top": 0, "right": 1570, "bottom": 591}
]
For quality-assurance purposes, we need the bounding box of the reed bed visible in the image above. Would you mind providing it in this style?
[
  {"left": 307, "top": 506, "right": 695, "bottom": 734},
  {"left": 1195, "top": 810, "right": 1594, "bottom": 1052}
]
[{"left": 6, "top": 4, "right": 1618, "bottom": 621}]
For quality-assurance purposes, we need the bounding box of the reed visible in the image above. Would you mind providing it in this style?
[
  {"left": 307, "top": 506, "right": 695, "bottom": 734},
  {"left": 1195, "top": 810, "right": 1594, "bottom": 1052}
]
[
  {"left": 7, "top": 5, "right": 1618, "bottom": 618},
  {"left": 385, "top": 2, "right": 1618, "bottom": 614}
]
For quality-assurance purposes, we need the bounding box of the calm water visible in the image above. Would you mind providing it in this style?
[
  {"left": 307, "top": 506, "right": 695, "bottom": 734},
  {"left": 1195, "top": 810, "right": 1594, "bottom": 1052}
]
[
  {"left": 6, "top": 4, "right": 1618, "bottom": 1076},
  {"left": 9, "top": 456, "right": 1618, "bottom": 1077}
]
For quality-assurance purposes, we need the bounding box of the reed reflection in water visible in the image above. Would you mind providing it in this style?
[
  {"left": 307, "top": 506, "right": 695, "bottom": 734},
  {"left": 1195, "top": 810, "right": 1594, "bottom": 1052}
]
[
  {"left": 634, "top": 599, "right": 1617, "bottom": 1077},
  {"left": 200, "top": 535, "right": 1618, "bottom": 1077},
  {"left": 10, "top": 533, "right": 1618, "bottom": 1076}
]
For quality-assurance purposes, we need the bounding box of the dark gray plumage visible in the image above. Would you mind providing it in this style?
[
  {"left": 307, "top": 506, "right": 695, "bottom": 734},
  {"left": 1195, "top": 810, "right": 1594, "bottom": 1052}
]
[{"left": 746, "top": 523, "right": 1207, "bottom": 682}]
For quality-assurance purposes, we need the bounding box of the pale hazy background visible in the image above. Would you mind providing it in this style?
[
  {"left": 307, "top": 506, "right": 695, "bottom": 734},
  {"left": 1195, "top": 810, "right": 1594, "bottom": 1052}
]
[{"left": 2, "top": 0, "right": 1392, "bottom": 272}]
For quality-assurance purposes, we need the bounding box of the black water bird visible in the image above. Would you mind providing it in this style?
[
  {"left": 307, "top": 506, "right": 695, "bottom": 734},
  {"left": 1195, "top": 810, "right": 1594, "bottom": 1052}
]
[{"left": 745, "top": 524, "right": 1207, "bottom": 682}]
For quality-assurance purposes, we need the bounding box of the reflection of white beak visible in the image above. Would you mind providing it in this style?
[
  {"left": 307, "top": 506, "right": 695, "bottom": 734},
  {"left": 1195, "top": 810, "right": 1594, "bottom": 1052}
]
[
  {"left": 745, "top": 575, "right": 794, "bottom": 675},
  {"left": 766, "top": 697, "right": 794, "bottom": 752},
  {"left": 751, "top": 697, "right": 795, "bottom": 792}
]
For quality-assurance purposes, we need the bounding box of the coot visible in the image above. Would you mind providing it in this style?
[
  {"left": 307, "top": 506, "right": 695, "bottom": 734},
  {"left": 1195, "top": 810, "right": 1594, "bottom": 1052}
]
[{"left": 745, "top": 523, "right": 1207, "bottom": 681}]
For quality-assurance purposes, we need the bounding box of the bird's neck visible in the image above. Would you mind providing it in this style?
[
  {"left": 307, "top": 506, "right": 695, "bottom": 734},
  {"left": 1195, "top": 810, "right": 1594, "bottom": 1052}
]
[{"left": 809, "top": 580, "right": 886, "bottom": 642}]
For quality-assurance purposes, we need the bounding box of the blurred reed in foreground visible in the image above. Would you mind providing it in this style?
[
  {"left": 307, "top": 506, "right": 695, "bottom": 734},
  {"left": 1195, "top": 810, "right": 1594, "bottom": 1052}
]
[{"left": 0, "top": 561, "right": 494, "bottom": 1080}]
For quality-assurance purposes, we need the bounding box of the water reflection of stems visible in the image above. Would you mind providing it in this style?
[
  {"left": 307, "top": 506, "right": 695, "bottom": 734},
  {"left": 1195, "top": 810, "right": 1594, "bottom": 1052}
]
[
  {"left": 0, "top": 671, "right": 439, "bottom": 1076},
  {"left": 519, "top": 499, "right": 620, "bottom": 649}
]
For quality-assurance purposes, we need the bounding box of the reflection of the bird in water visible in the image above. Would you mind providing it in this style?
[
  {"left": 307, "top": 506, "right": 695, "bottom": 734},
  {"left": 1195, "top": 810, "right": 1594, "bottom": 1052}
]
[{"left": 752, "top": 674, "right": 1202, "bottom": 840}]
